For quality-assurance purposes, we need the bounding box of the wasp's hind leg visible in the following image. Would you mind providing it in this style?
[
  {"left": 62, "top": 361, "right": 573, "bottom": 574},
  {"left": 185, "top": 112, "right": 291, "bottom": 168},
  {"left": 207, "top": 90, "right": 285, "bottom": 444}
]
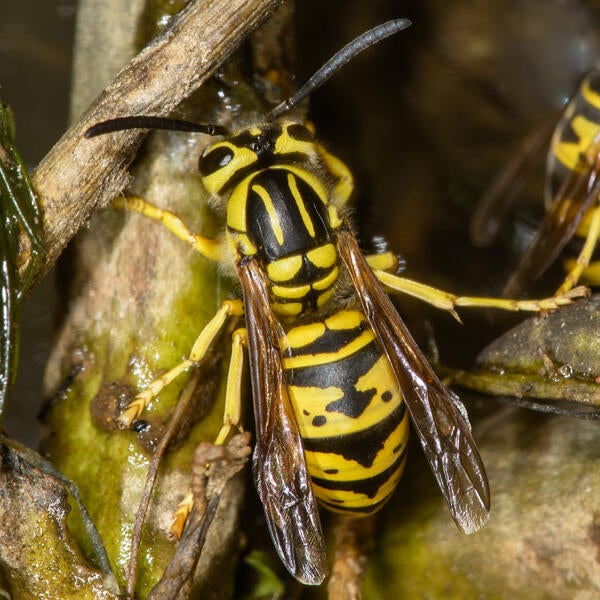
[
  {"left": 558, "top": 203, "right": 600, "bottom": 294},
  {"left": 171, "top": 327, "right": 248, "bottom": 538},
  {"left": 119, "top": 299, "right": 244, "bottom": 427},
  {"left": 373, "top": 269, "right": 589, "bottom": 322}
]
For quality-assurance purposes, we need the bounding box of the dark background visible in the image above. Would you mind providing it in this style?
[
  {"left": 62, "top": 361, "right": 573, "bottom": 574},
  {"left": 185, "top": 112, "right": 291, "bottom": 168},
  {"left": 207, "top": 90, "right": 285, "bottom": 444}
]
[{"left": 0, "top": 1, "right": 75, "bottom": 444}]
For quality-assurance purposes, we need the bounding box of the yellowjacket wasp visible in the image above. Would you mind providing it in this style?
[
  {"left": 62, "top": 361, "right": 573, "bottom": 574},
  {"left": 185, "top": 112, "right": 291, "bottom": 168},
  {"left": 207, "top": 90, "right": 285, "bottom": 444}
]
[{"left": 86, "top": 19, "right": 585, "bottom": 585}]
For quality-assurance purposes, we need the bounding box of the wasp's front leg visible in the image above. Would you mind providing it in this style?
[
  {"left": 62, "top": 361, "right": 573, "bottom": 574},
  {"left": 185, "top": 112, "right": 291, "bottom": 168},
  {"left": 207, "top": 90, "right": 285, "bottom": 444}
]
[{"left": 119, "top": 299, "right": 244, "bottom": 427}]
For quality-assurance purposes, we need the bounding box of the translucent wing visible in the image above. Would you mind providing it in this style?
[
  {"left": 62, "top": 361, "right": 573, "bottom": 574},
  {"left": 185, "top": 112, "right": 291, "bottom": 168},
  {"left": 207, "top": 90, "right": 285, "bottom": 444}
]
[
  {"left": 470, "top": 118, "right": 554, "bottom": 247},
  {"left": 501, "top": 84, "right": 600, "bottom": 297},
  {"left": 336, "top": 228, "right": 490, "bottom": 534},
  {"left": 503, "top": 144, "right": 600, "bottom": 296},
  {"left": 237, "top": 257, "right": 327, "bottom": 585}
]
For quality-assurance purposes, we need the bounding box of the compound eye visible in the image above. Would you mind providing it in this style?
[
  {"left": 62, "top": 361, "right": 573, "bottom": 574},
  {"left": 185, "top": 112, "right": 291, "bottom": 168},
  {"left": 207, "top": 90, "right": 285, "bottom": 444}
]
[
  {"left": 287, "top": 123, "right": 314, "bottom": 142},
  {"left": 199, "top": 146, "right": 234, "bottom": 177}
]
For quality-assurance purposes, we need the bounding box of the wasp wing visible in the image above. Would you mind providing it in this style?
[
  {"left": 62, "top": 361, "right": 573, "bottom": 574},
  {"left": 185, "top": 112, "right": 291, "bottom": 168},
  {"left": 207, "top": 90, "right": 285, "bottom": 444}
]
[
  {"left": 236, "top": 257, "right": 327, "bottom": 585},
  {"left": 336, "top": 228, "right": 490, "bottom": 534},
  {"left": 471, "top": 118, "right": 554, "bottom": 247},
  {"left": 503, "top": 135, "right": 600, "bottom": 296}
]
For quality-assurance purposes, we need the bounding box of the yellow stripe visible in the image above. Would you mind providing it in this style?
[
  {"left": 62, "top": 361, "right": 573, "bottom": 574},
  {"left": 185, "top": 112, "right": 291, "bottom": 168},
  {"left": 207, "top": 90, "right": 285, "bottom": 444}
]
[
  {"left": 271, "top": 282, "right": 311, "bottom": 299},
  {"left": 312, "top": 267, "right": 339, "bottom": 291},
  {"left": 572, "top": 115, "right": 600, "bottom": 147},
  {"left": 285, "top": 322, "right": 327, "bottom": 348},
  {"left": 283, "top": 329, "right": 374, "bottom": 369},
  {"left": 226, "top": 178, "right": 250, "bottom": 232},
  {"left": 251, "top": 183, "right": 284, "bottom": 245},
  {"left": 325, "top": 310, "right": 365, "bottom": 330},
  {"left": 555, "top": 115, "right": 600, "bottom": 170},
  {"left": 272, "top": 302, "right": 303, "bottom": 317},
  {"left": 290, "top": 355, "right": 403, "bottom": 436},
  {"left": 304, "top": 422, "right": 408, "bottom": 482},
  {"left": 287, "top": 172, "right": 316, "bottom": 237},
  {"left": 306, "top": 243, "right": 336, "bottom": 268},
  {"left": 316, "top": 289, "right": 335, "bottom": 307},
  {"left": 266, "top": 254, "right": 303, "bottom": 282},
  {"left": 311, "top": 462, "right": 405, "bottom": 509},
  {"left": 272, "top": 165, "right": 329, "bottom": 207},
  {"left": 582, "top": 74, "right": 600, "bottom": 110}
]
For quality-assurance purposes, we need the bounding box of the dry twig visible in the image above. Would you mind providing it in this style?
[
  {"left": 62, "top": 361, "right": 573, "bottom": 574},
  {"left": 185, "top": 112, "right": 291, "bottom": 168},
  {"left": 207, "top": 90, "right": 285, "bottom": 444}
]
[{"left": 28, "top": 0, "right": 283, "bottom": 287}]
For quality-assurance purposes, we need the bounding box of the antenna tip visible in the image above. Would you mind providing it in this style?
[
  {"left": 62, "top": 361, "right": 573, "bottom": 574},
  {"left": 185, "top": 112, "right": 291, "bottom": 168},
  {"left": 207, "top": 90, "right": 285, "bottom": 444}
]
[{"left": 390, "top": 18, "right": 412, "bottom": 32}]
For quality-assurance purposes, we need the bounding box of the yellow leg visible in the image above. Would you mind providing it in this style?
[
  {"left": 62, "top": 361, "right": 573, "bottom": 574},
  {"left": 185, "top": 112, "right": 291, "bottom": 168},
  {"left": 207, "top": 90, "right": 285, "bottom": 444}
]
[
  {"left": 556, "top": 203, "right": 600, "bottom": 295},
  {"left": 170, "top": 491, "right": 195, "bottom": 539},
  {"left": 113, "top": 195, "right": 223, "bottom": 262},
  {"left": 171, "top": 327, "right": 248, "bottom": 538},
  {"left": 374, "top": 269, "right": 589, "bottom": 322},
  {"left": 215, "top": 328, "right": 247, "bottom": 445},
  {"left": 119, "top": 299, "right": 244, "bottom": 427}
]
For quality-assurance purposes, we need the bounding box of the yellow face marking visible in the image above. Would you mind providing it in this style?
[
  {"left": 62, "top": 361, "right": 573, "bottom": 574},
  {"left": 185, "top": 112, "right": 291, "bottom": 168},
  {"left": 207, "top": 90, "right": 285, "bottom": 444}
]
[
  {"left": 267, "top": 254, "right": 303, "bottom": 282},
  {"left": 271, "top": 283, "right": 311, "bottom": 299},
  {"left": 282, "top": 328, "right": 375, "bottom": 370},
  {"left": 306, "top": 243, "right": 336, "bottom": 269},
  {"left": 274, "top": 125, "right": 316, "bottom": 157},
  {"left": 251, "top": 183, "right": 284, "bottom": 245},
  {"left": 288, "top": 173, "right": 316, "bottom": 237},
  {"left": 312, "top": 267, "right": 339, "bottom": 291},
  {"left": 202, "top": 143, "right": 257, "bottom": 195}
]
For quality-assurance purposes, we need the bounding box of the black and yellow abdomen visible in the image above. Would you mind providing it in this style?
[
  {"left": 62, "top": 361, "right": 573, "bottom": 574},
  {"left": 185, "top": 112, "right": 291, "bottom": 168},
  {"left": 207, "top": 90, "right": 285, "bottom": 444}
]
[
  {"left": 282, "top": 309, "right": 409, "bottom": 515},
  {"left": 547, "top": 70, "right": 600, "bottom": 205}
]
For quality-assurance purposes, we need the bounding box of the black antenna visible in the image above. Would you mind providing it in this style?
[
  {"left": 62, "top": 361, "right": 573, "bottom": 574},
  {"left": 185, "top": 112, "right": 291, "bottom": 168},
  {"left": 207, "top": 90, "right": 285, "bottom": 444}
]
[
  {"left": 268, "top": 18, "right": 411, "bottom": 120},
  {"left": 84, "top": 116, "right": 228, "bottom": 139}
]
